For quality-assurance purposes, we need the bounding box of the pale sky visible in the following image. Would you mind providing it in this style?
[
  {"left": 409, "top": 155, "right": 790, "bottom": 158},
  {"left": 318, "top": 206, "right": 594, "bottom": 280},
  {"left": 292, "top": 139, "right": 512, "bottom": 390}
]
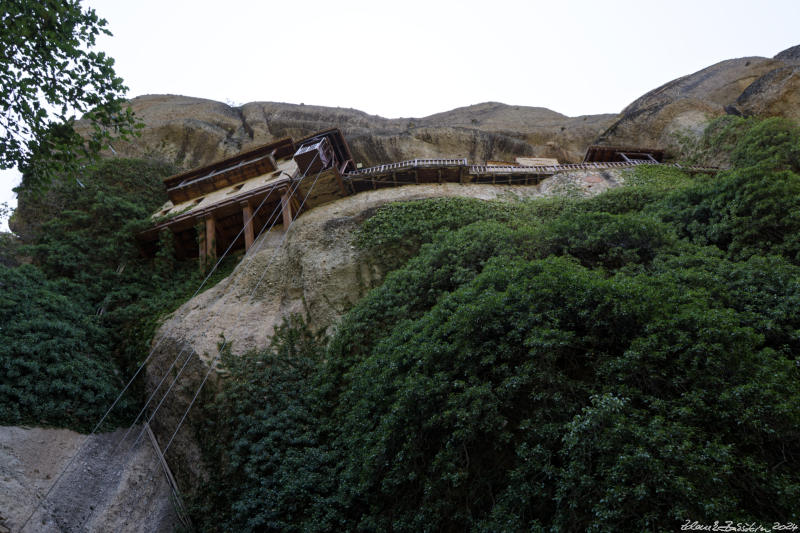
[{"left": 2, "top": 0, "right": 799, "bottom": 232}]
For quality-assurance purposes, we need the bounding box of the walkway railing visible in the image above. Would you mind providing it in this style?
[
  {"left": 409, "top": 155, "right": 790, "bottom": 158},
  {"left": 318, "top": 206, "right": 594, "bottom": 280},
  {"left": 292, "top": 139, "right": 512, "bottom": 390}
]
[
  {"left": 347, "top": 158, "right": 468, "bottom": 176},
  {"left": 345, "top": 159, "right": 719, "bottom": 181}
]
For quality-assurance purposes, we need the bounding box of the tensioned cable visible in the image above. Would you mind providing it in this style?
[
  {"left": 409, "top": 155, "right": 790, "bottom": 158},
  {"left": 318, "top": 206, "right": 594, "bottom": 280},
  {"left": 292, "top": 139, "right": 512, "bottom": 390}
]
[
  {"left": 78, "top": 166, "right": 319, "bottom": 533},
  {"left": 73, "top": 155, "right": 323, "bottom": 533},
  {"left": 161, "top": 158, "right": 329, "bottom": 455},
  {"left": 110, "top": 173, "right": 299, "bottom": 455},
  {"left": 18, "top": 153, "right": 318, "bottom": 533},
  {"left": 121, "top": 153, "right": 322, "bottom": 455}
]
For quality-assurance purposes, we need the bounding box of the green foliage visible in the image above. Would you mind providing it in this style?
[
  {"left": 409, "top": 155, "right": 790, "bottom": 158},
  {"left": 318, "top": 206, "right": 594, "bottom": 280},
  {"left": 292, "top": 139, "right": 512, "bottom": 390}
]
[
  {"left": 0, "top": 264, "right": 129, "bottom": 430},
  {"left": 193, "top": 117, "right": 800, "bottom": 531},
  {"left": 0, "top": 157, "right": 231, "bottom": 429},
  {"left": 654, "top": 119, "right": 800, "bottom": 263},
  {"left": 1, "top": 1, "right": 139, "bottom": 183},
  {"left": 355, "top": 197, "right": 517, "bottom": 269},
  {"left": 23, "top": 158, "right": 174, "bottom": 296},
  {"left": 675, "top": 115, "right": 756, "bottom": 167},
  {"left": 0, "top": 230, "right": 21, "bottom": 267},
  {"left": 191, "top": 316, "right": 329, "bottom": 532},
  {"left": 730, "top": 117, "right": 800, "bottom": 172}
]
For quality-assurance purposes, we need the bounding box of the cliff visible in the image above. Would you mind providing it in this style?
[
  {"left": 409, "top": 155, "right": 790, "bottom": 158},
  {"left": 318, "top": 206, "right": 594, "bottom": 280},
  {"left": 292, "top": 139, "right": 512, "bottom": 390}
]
[
  {"left": 85, "top": 45, "right": 800, "bottom": 174},
  {"left": 597, "top": 45, "right": 800, "bottom": 150},
  {"left": 7, "top": 43, "right": 800, "bottom": 531},
  {"left": 101, "top": 97, "right": 616, "bottom": 169},
  {"left": 147, "top": 169, "right": 629, "bottom": 490}
]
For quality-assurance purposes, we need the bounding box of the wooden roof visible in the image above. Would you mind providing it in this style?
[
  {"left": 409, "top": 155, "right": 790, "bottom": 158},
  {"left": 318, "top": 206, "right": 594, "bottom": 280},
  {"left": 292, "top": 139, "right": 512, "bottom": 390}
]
[
  {"left": 583, "top": 145, "right": 664, "bottom": 163},
  {"left": 163, "top": 138, "right": 296, "bottom": 203}
]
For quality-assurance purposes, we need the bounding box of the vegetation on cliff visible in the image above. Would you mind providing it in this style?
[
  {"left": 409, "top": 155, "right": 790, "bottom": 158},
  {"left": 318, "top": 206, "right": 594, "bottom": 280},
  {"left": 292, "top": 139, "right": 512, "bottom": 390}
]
[
  {"left": 191, "top": 117, "right": 800, "bottom": 531},
  {"left": 0, "top": 158, "right": 237, "bottom": 430}
]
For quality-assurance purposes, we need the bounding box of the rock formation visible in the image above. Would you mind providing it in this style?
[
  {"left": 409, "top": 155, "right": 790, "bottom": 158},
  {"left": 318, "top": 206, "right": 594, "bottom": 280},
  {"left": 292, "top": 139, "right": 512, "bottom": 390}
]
[
  {"left": 597, "top": 45, "right": 800, "bottom": 150},
  {"left": 98, "top": 96, "right": 616, "bottom": 169},
  {"left": 84, "top": 45, "right": 800, "bottom": 174},
  {"left": 13, "top": 43, "right": 800, "bottom": 526},
  {"left": 0, "top": 426, "right": 178, "bottom": 533}
]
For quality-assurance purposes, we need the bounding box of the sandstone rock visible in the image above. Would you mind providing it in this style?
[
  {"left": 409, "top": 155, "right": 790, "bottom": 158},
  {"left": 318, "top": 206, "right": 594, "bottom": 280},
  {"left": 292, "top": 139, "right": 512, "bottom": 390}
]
[
  {"left": 597, "top": 56, "right": 787, "bottom": 149},
  {"left": 774, "top": 44, "right": 800, "bottom": 63},
  {"left": 71, "top": 44, "right": 800, "bottom": 176},
  {"left": 599, "top": 97, "right": 722, "bottom": 152},
  {"left": 0, "top": 426, "right": 178, "bottom": 533},
  {"left": 151, "top": 173, "right": 628, "bottom": 363},
  {"left": 97, "top": 96, "right": 616, "bottom": 171},
  {"left": 735, "top": 66, "right": 800, "bottom": 122}
]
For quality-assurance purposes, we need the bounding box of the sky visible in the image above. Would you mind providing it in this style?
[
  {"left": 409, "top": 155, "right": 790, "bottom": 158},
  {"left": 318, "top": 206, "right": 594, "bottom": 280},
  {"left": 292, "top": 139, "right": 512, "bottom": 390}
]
[{"left": 2, "top": 0, "right": 799, "bottom": 232}]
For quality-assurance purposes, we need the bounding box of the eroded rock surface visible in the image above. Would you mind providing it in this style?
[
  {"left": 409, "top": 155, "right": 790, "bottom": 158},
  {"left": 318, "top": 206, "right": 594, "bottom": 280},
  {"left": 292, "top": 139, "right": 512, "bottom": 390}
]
[
  {"left": 97, "top": 96, "right": 617, "bottom": 169},
  {"left": 85, "top": 45, "right": 799, "bottom": 176},
  {"left": 0, "top": 426, "right": 179, "bottom": 533},
  {"left": 598, "top": 45, "right": 800, "bottom": 150}
]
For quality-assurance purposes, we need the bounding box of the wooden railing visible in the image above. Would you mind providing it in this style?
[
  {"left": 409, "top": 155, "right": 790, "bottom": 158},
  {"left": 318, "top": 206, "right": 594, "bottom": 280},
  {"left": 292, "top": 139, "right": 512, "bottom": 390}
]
[
  {"left": 343, "top": 159, "right": 719, "bottom": 181},
  {"left": 347, "top": 158, "right": 468, "bottom": 176}
]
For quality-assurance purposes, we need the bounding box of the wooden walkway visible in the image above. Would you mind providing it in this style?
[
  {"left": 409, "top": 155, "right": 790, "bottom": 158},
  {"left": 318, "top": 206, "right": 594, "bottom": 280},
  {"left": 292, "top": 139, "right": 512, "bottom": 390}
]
[
  {"left": 342, "top": 159, "right": 720, "bottom": 194},
  {"left": 341, "top": 159, "right": 719, "bottom": 193}
]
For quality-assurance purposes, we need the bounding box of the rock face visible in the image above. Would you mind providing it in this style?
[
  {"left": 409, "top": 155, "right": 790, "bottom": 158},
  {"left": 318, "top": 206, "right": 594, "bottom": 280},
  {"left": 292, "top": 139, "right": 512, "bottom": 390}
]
[
  {"left": 94, "top": 44, "right": 800, "bottom": 173},
  {"left": 0, "top": 426, "right": 179, "bottom": 533},
  {"left": 102, "top": 96, "right": 617, "bottom": 169},
  {"left": 597, "top": 45, "right": 800, "bottom": 150},
  {"left": 152, "top": 172, "right": 628, "bottom": 361},
  {"left": 735, "top": 65, "right": 800, "bottom": 122}
]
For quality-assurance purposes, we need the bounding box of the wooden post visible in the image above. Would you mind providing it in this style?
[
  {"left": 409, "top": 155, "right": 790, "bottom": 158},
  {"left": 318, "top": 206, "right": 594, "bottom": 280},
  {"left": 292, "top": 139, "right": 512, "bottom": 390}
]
[
  {"left": 205, "top": 215, "right": 217, "bottom": 263},
  {"left": 281, "top": 190, "right": 293, "bottom": 228},
  {"left": 241, "top": 201, "right": 254, "bottom": 251},
  {"left": 197, "top": 220, "right": 207, "bottom": 268}
]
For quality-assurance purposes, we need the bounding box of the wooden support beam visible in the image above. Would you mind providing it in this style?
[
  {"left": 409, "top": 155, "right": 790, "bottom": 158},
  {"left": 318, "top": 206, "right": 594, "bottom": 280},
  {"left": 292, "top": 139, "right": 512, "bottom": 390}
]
[
  {"left": 336, "top": 161, "right": 348, "bottom": 195},
  {"left": 205, "top": 215, "right": 217, "bottom": 263},
  {"left": 281, "top": 190, "right": 293, "bottom": 228},
  {"left": 241, "top": 201, "right": 254, "bottom": 251},
  {"left": 266, "top": 152, "right": 278, "bottom": 171},
  {"left": 197, "top": 220, "right": 207, "bottom": 268}
]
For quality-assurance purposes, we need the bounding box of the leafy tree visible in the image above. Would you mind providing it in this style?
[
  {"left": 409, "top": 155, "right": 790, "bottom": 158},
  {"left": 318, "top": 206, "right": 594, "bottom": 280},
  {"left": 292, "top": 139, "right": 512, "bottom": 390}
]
[
  {"left": 654, "top": 119, "right": 800, "bottom": 263},
  {"left": 1, "top": 0, "right": 137, "bottom": 183}
]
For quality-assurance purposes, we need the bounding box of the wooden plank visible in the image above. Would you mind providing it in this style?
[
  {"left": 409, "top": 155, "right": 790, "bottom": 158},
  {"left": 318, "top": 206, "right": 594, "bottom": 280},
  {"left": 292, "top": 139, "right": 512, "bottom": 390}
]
[
  {"left": 205, "top": 216, "right": 217, "bottom": 262},
  {"left": 197, "top": 220, "right": 207, "bottom": 268}
]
